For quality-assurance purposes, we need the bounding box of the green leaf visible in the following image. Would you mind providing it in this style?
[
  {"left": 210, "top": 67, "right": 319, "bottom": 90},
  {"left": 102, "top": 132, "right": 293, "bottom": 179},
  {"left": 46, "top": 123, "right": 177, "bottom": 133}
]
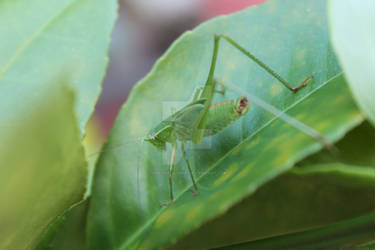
[
  {"left": 35, "top": 199, "right": 89, "bottom": 250},
  {"left": 300, "top": 121, "right": 375, "bottom": 167},
  {"left": 171, "top": 163, "right": 375, "bottom": 249},
  {"left": 87, "top": 0, "right": 362, "bottom": 249},
  {"left": 0, "top": 0, "right": 117, "bottom": 134},
  {"left": 0, "top": 86, "right": 87, "bottom": 250},
  {"left": 215, "top": 209, "right": 375, "bottom": 250},
  {"left": 170, "top": 123, "right": 375, "bottom": 249},
  {"left": 357, "top": 240, "right": 375, "bottom": 249},
  {"left": 329, "top": 0, "right": 375, "bottom": 127}
]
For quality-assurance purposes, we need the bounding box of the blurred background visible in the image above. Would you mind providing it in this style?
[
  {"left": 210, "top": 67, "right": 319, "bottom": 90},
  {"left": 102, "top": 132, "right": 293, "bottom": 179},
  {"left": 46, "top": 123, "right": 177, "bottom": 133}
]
[{"left": 88, "top": 0, "right": 265, "bottom": 144}]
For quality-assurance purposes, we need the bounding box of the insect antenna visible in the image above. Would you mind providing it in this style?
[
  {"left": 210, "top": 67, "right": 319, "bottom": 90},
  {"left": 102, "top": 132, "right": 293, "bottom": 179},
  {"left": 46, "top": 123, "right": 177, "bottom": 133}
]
[
  {"left": 84, "top": 136, "right": 145, "bottom": 199},
  {"left": 136, "top": 139, "right": 145, "bottom": 211},
  {"left": 222, "top": 81, "right": 339, "bottom": 155},
  {"left": 86, "top": 136, "right": 145, "bottom": 159}
]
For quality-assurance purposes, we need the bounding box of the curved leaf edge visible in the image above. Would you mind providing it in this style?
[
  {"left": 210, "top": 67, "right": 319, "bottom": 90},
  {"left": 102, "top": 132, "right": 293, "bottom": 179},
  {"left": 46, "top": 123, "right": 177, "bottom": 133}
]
[
  {"left": 34, "top": 199, "right": 88, "bottom": 250},
  {"left": 111, "top": 4, "right": 263, "bottom": 134},
  {"left": 215, "top": 210, "right": 375, "bottom": 250},
  {"left": 83, "top": 0, "right": 119, "bottom": 137},
  {"left": 328, "top": 0, "right": 375, "bottom": 128},
  {"left": 292, "top": 163, "right": 375, "bottom": 180},
  {"left": 213, "top": 163, "right": 375, "bottom": 250},
  {"left": 119, "top": 75, "right": 365, "bottom": 249},
  {"left": 213, "top": 170, "right": 375, "bottom": 250}
]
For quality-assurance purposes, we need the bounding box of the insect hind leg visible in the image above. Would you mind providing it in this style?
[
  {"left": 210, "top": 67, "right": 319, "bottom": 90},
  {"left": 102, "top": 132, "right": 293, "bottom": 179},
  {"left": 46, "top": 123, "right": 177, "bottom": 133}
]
[{"left": 214, "top": 34, "right": 313, "bottom": 93}]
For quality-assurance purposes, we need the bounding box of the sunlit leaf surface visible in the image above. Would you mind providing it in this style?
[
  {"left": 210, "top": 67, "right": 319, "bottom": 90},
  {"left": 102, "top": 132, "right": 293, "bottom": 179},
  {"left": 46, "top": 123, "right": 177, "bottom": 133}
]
[
  {"left": 0, "top": 0, "right": 117, "bottom": 133},
  {"left": 35, "top": 199, "right": 89, "bottom": 250},
  {"left": 301, "top": 121, "right": 375, "bottom": 167},
  {"left": 329, "top": 0, "right": 375, "bottom": 127},
  {"left": 171, "top": 163, "right": 375, "bottom": 249},
  {"left": 87, "top": 0, "right": 363, "bottom": 249},
  {"left": 0, "top": 87, "right": 86, "bottom": 250}
]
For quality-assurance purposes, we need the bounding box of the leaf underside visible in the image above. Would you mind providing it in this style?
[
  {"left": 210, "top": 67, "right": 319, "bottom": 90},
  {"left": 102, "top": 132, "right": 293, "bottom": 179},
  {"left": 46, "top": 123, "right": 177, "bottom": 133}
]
[
  {"left": 0, "top": 0, "right": 117, "bottom": 248},
  {"left": 0, "top": 0, "right": 117, "bottom": 134},
  {"left": 0, "top": 87, "right": 86, "bottom": 250},
  {"left": 329, "top": 0, "right": 375, "bottom": 127}
]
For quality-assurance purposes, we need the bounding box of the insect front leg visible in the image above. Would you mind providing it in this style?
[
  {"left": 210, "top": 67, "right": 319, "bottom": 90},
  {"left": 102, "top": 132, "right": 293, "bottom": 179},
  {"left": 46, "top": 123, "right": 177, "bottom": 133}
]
[
  {"left": 160, "top": 142, "right": 177, "bottom": 207},
  {"left": 181, "top": 141, "right": 198, "bottom": 195}
]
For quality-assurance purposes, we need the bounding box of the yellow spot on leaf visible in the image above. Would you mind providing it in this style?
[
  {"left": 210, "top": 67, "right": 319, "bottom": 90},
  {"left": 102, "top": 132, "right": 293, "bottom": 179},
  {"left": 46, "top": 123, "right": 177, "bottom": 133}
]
[
  {"left": 129, "top": 112, "right": 147, "bottom": 137},
  {"left": 297, "top": 49, "right": 306, "bottom": 61},
  {"left": 270, "top": 83, "right": 282, "bottom": 96},
  {"left": 154, "top": 209, "right": 174, "bottom": 228},
  {"left": 232, "top": 162, "right": 255, "bottom": 182},
  {"left": 213, "top": 163, "right": 238, "bottom": 186},
  {"left": 185, "top": 204, "right": 203, "bottom": 221},
  {"left": 334, "top": 95, "right": 346, "bottom": 105},
  {"left": 271, "top": 152, "right": 290, "bottom": 166},
  {"left": 247, "top": 136, "right": 261, "bottom": 150},
  {"left": 226, "top": 61, "right": 237, "bottom": 70},
  {"left": 314, "top": 120, "right": 332, "bottom": 132},
  {"left": 294, "top": 113, "right": 308, "bottom": 121},
  {"left": 207, "top": 190, "right": 225, "bottom": 202},
  {"left": 232, "top": 145, "right": 242, "bottom": 156},
  {"left": 261, "top": 131, "right": 292, "bottom": 153}
]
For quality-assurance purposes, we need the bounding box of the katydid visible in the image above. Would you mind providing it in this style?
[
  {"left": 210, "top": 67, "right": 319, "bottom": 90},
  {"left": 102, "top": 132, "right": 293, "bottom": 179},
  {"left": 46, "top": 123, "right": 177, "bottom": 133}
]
[{"left": 144, "top": 34, "right": 313, "bottom": 206}]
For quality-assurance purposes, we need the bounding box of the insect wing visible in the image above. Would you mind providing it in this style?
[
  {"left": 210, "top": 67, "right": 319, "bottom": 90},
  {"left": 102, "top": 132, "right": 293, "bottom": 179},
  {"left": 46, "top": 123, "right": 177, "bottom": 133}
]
[
  {"left": 167, "top": 98, "right": 207, "bottom": 120},
  {"left": 152, "top": 123, "right": 174, "bottom": 147},
  {"left": 172, "top": 103, "right": 205, "bottom": 140}
]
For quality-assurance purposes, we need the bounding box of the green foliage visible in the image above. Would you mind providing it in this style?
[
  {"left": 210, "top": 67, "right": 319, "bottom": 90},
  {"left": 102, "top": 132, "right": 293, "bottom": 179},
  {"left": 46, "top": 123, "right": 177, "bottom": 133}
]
[
  {"left": 35, "top": 200, "right": 89, "bottom": 250},
  {"left": 329, "top": 0, "right": 375, "bottom": 127},
  {"left": 196, "top": 122, "right": 375, "bottom": 249},
  {"left": 0, "top": 0, "right": 117, "bottom": 134},
  {"left": 0, "top": 0, "right": 117, "bottom": 249},
  {"left": 2, "top": 0, "right": 375, "bottom": 249},
  {"left": 173, "top": 163, "right": 375, "bottom": 249},
  {"left": 0, "top": 86, "right": 87, "bottom": 250},
  {"left": 86, "top": 0, "right": 371, "bottom": 249},
  {"left": 215, "top": 202, "right": 375, "bottom": 249},
  {"left": 300, "top": 121, "right": 375, "bottom": 167}
]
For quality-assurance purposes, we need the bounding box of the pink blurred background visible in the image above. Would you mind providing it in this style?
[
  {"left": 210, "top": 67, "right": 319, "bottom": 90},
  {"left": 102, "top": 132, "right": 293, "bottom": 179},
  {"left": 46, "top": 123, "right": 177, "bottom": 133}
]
[{"left": 91, "top": 0, "right": 265, "bottom": 141}]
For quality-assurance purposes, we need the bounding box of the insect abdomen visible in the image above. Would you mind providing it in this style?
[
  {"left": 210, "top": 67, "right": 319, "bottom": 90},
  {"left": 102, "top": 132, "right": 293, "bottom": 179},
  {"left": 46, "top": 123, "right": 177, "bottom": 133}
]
[{"left": 204, "top": 97, "right": 249, "bottom": 136}]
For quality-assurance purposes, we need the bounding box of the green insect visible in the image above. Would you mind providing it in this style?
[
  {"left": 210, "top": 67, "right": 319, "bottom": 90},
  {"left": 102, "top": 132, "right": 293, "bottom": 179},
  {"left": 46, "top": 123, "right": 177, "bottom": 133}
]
[{"left": 144, "top": 34, "right": 312, "bottom": 206}]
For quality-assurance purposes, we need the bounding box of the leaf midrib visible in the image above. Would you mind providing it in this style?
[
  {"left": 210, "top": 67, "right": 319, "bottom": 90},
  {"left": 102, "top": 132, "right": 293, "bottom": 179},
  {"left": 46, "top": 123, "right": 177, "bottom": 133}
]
[
  {"left": 119, "top": 72, "right": 344, "bottom": 249},
  {"left": 0, "top": 0, "right": 78, "bottom": 82}
]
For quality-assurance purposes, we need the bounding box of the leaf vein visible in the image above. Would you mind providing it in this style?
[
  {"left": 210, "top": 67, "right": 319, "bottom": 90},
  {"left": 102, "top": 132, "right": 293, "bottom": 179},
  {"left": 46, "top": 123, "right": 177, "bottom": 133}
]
[
  {"left": 119, "top": 72, "right": 344, "bottom": 249},
  {"left": 0, "top": 0, "right": 77, "bottom": 81}
]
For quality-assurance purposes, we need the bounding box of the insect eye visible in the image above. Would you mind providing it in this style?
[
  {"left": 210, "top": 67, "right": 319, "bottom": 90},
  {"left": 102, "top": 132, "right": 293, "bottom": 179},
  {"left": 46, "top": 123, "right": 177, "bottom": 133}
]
[
  {"left": 235, "top": 97, "right": 250, "bottom": 115},
  {"left": 238, "top": 97, "right": 248, "bottom": 108},
  {"left": 144, "top": 135, "right": 154, "bottom": 141}
]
